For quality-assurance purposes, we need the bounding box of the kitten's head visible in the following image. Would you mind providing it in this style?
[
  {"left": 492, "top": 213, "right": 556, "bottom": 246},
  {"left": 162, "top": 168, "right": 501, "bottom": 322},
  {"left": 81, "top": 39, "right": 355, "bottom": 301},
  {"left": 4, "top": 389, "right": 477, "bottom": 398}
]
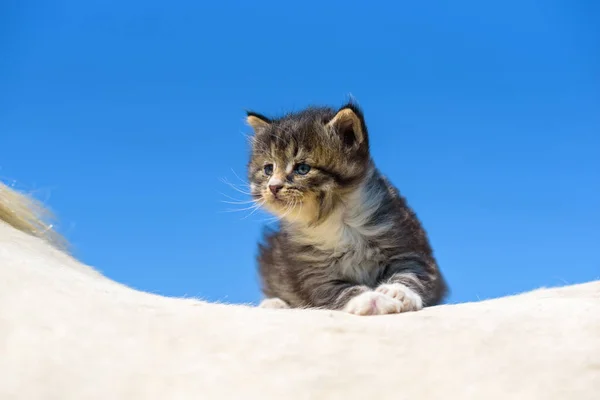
[{"left": 246, "top": 102, "right": 372, "bottom": 224}]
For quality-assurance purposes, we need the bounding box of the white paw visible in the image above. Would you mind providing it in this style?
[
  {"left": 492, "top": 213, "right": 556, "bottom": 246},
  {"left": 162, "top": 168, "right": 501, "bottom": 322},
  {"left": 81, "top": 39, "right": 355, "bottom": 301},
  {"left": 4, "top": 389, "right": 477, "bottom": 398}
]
[
  {"left": 258, "top": 297, "right": 290, "bottom": 309},
  {"left": 375, "top": 283, "right": 423, "bottom": 312},
  {"left": 343, "top": 291, "right": 403, "bottom": 316}
]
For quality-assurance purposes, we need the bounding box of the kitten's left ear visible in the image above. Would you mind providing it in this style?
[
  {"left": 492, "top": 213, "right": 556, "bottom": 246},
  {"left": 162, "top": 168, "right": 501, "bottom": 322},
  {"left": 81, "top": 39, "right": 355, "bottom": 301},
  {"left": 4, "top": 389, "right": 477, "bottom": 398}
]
[
  {"left": 326, "top": 103, "right": 368, "bottom": 147},
  {"left": 245, "top": 111, "right": 271, "bottom": 132}
]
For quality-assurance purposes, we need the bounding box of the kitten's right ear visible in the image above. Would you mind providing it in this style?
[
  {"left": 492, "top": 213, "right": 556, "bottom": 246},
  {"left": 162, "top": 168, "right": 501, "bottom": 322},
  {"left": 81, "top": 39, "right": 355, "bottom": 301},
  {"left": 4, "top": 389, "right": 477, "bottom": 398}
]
[
  {"left": 245, "top": 111, "right": 271, "bottom": 132},
  {"left": 326, "top": 104, "right": 367, "bottom": 147}
]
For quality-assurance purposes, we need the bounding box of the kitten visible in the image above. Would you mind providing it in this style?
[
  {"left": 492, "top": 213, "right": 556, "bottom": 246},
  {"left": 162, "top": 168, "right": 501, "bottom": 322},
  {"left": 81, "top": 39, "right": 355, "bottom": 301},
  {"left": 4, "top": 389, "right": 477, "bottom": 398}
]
[{"left": 245, "top": 101, "right": 448, "bottom": 315}]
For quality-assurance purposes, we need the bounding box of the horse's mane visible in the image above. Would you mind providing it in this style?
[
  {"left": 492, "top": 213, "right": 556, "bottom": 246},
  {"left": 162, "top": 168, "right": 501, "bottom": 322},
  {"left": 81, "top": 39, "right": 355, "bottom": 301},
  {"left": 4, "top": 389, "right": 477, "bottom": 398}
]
[{"left": 0, "top": 182, "right": 68, "bottom": 251}]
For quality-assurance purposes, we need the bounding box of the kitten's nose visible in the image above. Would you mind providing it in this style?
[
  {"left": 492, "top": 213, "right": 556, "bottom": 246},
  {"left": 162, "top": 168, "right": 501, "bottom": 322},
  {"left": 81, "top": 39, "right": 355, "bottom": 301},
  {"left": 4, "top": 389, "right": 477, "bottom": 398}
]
[{"left": 269, "top": 184, "right": 283, "bottom": 195}]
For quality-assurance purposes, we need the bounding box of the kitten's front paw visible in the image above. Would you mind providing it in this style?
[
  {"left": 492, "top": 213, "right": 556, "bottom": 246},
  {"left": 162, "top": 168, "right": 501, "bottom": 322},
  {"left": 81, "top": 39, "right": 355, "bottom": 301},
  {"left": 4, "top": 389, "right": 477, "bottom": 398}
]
[
  {"left": 376, "top": 283, "right": 423, "bottom": 312},
  {"left": 258, "top": 297, "right": 290, "bottom": 309},
  {"left": 343, "top": 291, "right": 403, "bottom": 316}
]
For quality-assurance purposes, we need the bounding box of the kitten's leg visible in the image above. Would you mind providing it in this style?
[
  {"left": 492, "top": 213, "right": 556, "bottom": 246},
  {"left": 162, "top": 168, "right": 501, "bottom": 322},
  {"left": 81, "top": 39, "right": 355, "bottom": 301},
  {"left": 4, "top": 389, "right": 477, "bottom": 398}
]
[
  {"left": 343, "top": 291, "right": 403, "bottom": 316},
  {"left": 376, "top": 267, "right": 441, "bottom": 312},
  {"left": 300, "top": 277, "right": 402, "bottom": 316},
  {"left": 258, "top": 297, "right": 290, "bottom": 309},
  {"left": 376, "top": 281, "right": 423, "bottom": 312}
]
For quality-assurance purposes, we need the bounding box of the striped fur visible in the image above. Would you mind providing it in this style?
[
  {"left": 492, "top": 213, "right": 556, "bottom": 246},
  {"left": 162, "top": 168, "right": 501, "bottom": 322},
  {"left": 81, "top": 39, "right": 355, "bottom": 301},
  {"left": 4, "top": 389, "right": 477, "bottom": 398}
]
[{"left": 246, "top": 102, "right": 448, "bottom": 315}]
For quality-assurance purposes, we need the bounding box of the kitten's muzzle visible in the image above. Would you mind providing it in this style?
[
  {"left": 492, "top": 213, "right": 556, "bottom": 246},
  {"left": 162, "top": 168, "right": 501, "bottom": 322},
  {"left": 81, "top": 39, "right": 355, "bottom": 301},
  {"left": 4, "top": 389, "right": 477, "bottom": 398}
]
[{"left": 269, "top": 184, "right": 283, "bottom": 195}]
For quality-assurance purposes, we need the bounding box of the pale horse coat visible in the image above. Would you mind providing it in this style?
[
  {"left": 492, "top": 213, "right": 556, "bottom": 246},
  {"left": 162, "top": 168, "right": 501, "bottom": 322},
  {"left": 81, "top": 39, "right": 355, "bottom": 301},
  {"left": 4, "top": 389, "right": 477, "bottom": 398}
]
[{"left": 0, "top": 182, "right": 598, "bottom": 399}]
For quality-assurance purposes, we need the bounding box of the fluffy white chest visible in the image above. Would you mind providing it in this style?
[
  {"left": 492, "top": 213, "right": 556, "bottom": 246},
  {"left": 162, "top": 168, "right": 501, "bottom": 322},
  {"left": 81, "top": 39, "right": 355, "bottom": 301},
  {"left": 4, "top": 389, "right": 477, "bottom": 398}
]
[
  {"left": 305, "top": 212, "right": 386, "bottom": 285},
  {"left": 337, "top": 246, "right": 383, "bottom": 285}
]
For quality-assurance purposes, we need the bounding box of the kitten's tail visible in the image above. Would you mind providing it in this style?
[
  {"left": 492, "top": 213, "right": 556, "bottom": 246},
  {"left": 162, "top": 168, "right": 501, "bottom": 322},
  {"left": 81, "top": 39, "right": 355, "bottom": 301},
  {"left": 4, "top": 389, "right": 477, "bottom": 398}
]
[{"left": 0, "top": 181, "right": 68, "bottom": 251}]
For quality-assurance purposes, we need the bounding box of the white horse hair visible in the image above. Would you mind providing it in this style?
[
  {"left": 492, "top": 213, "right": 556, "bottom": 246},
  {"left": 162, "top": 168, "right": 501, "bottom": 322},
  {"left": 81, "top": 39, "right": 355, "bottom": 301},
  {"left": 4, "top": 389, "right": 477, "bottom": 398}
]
[{"left": 0, "top": 181, "right": 598, "bottom": 399}]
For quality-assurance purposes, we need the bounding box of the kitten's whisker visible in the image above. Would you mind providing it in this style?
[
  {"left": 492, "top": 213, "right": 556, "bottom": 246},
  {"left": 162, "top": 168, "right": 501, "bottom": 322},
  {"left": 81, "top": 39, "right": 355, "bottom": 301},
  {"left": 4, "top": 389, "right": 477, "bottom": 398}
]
[
  {"left": 259, "top": 214, "right": 278, "bottom": 223},
  {"left": 297, "top": 197, "right": 304, "bottom": 218},
  {"left": 220, "top": 178, "right": 252, "bottom": 196},
  {"left": 277, "top": 198, "right": 296, "bottom": 222},
  {"left": 221, "top": 203, "right": 262, "bottom": 213},
  {"left": 219, "top": 198, "right": 265, "bottom": 219},
  {"left": 262, "top": 204, "right": 286, "bottom": 223},
  {"left": 220, "top": 177, "right": 251, "bottom": 189},
  {"left": 240, "top": 131, "right": 254, "bottom": 145},
  {"left": 220, "top": 199, "right": 257, "bottom": 205},
  {"left": 260, "top": 194, "right": 304, "bottom": 223},
  {"left": 218, "top": 191, "right": 253, "bottom": 203},
  {"left": 220, "top": 176, "right": 250, "bottom": 187},
  {"left": 241, "top": 200, "right": 266, "bottom": 220},
  {"left": 230, "top": 168, "right": 250, "bottom": 186}
]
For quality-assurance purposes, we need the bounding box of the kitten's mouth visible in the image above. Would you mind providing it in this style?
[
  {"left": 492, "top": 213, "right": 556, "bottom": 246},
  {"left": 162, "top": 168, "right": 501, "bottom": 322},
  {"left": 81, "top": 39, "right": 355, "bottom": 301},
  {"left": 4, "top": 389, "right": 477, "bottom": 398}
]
[
  {"left": 271, "top": 193, "right": 287, "bottom": 202},
  {"left": 266, "top": 193, "right": 302, "bottom": 208},
  {"left": 258, "top": 191, "right": 318, "bottom": 223},
  {"left": 252, "top": 192, "right": 286, "bottom": 205},
  {"left": 257, "top": 189, "right": 306, "bottom": 214},
  {"left": 269, "top": 195, "right": 291, "bottom": 205}
]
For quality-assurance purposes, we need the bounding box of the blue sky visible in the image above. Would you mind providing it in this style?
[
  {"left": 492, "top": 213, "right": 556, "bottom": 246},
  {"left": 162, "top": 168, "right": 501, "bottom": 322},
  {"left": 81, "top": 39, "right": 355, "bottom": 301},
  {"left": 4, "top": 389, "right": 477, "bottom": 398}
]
[{"left": 1, "top": 0, "right": 598, "bottom": 305}]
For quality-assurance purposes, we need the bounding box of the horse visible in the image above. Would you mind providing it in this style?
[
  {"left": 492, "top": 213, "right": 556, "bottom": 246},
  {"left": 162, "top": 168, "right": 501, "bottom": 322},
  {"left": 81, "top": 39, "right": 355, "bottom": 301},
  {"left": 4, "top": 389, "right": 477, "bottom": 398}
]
[{"left": 1, "top": 181, "right": 598, "bottom": 399}]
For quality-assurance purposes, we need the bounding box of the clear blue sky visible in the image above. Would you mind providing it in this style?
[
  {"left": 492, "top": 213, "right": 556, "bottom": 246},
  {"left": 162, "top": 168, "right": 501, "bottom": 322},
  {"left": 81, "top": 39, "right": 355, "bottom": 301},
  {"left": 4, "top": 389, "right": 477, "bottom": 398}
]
[{"left": 1, "top": 0, "right": 598, "bottom": 305}]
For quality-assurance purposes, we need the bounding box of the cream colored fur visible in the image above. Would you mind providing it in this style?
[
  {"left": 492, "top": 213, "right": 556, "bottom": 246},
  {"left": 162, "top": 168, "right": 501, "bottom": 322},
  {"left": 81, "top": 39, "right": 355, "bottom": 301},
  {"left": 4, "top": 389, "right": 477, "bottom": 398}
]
[{"left": 0, "top": 181, "right": 599, "bottom": 399}]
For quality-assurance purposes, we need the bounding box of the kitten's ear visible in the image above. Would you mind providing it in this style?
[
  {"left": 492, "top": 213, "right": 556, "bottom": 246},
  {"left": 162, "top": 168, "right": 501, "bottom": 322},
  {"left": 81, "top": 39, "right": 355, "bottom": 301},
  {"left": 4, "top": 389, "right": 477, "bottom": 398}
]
[
  {"left": 326, "top": 104, "right": 368, "bottom": 147},
  {"left": 245, "top": 111, "right": 271, "bottom": 132}
]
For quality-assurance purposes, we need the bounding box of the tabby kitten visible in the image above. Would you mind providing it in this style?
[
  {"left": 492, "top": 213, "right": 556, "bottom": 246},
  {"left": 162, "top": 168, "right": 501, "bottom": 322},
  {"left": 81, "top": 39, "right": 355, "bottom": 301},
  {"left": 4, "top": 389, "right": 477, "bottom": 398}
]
[{"left": 246, "top": 102, "right": 448, "bottom": 315}]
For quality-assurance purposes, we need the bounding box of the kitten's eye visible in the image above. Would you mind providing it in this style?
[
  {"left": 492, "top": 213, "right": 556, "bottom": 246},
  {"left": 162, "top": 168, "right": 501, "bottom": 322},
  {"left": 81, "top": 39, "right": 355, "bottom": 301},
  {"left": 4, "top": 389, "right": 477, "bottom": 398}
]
[
  {"left": 295, "top": 163, "right": 311, "bottom": 175},
  {"left": 264, "top": 164, "right": 274, "bottom": 176}
]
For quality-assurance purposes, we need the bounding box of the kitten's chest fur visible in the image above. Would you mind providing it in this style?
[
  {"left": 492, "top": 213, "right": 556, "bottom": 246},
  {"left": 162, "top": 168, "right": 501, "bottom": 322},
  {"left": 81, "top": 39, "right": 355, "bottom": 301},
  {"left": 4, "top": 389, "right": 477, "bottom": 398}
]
[
  {"left": 327, "top": 230, "right": 386, "bottom": 285},
  {"left": 288, "top": 199, "right": 391, "bottom": 286}
]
